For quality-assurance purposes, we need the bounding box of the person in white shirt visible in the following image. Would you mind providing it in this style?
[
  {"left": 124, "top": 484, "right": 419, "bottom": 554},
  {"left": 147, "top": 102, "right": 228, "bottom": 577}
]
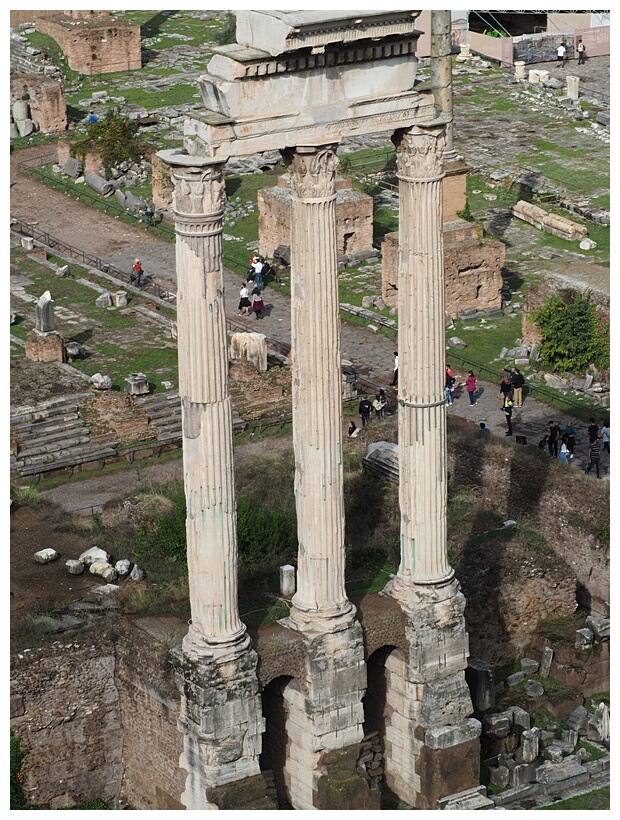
[
  {"left": 238, "top": 282, "right": 251, "bottom": 316},
  {"left": 557, "top": 43, "right": 567, "bottom": 66},
  {"left": 391, "top": 352, "right": 398, "bottom": 386}
]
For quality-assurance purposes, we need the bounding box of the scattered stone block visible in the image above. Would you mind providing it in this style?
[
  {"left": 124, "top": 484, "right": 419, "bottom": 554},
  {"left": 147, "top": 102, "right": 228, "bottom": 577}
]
[
  {"left": 124, "top": 372, "right": 150, "bottom": 395},
  {"left": 115, "top": 559, "right": 132, "bottom": 576},
  {"left": 437, "top": 786, "right": 494, "bottom": 810},
  {"left": 65, "top": 341, "right": 82, "bottom": 358},
  {"left": 79, "top": 546, "right": 110, "bottom": 566},
  {"left": 112, "top": 291, "right": 128, "bottom": 307},
  {"left": 95, "top": 292, "right": 113, "bottom": 308},
  {"left": 561, "top": 729, "right": 579, "bottom": 751},
  {"left": 280, "top": 564, "right": 295, "bottom": 597},
  {"left": 520, "top": 658, "right": 539, "bottom": 675},
  {"left": 566, "top": 705, "right": 590, "bottom": 734},
  {"left": 482, "top": 713, "right": 511, "bottom": 738},
  {"left": 575, "top": 627, "right": 594, "bottom": 650},
  {"left": 579, "top": 238, "right": 597, "bottom": 250},
  {"left": 507, "top": 671, "right": 526, "bottom": 687},
  {"left": 34, "top": 548, "right": 59, "bottom": 563},
  {"left": 466, "top": 658, "right": 495, "bottom": 712},
  {"left": 587, "top": 703, "right": 609, "bottom": 742},
  {"left": 89, "top": 373, "right": 113, "bottom": 390},
  {"left": 65, "top": 559, "right": 85, "bottom": 575},
  {"left": 539, "top": 646, "right": 553, "bottom": 678},
  {"left": 524, "top": 680, "right": 544, "bottom": 698},
  {"left": 130, "top": 564, "right": 145, "bottom": 581},
  {"left": 63, "top": 157, "right": 83, "bottom": 178},
  {"left": 56, "top": 264, "right": 69, "bottom": 277},
  {"left": 489, "top": 766, "right": 510, "bottom": 788},
  {"left": 448, "top": 336, "right": 467, "bottom": 348},
  {"left": 509, "top": 763, "right": 537, "bottom": 788},
  {"left": 230, "top": 332, "right": 268, "bottom": 372},
  {"left": 515, "top": 728, "right": 540, "bottom": 764},
  {"left": 89, "top": 561, "right": 118, "bottom": 582},
  {"left": 535, "top": 759, "right": 589, "bottom": 795},
  {"left": 508, "top": 706, "right": 530, "bottom": 731},
  {"left": 513, "top": 200, "right": 588, "bottom": 241},
  {"left": 542, "top": 746, "right": 563, "bottom": 762},
  {"left": 491, "top": 784, "right": 538, "bottom": 807},
  {"left": 585, "top": 615, "right": 609, "bottom": 642}
]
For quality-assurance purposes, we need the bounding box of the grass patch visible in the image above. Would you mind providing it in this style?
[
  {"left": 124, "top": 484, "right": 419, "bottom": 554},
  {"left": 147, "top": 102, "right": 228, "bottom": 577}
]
[{"left": 535, "top": 786, "right": 609, "bottom": 810}]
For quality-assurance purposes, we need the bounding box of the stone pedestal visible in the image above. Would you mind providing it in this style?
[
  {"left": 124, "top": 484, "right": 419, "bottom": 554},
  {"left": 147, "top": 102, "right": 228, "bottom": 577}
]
[
  {"left": 24, "top": 331, "right": 66, "bottom": 363},
  {"left": 229, "top": 332, "right": 267, "bottom": 372},
  {"left": 514, "top": 60, "right": 526, "bottom": 80},
  {"left": 124, "top": 372, "right": 149, "bottom": 395},
  {"left": 566, "top": 75, "right": 580, "bottom": 100}
]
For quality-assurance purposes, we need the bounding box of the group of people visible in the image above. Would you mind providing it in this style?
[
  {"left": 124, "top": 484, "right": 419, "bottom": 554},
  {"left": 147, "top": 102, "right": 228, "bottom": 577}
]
[
  {"left": 538, "top": 416, "right": 609, "bottom": 478},
  {"left": 238, "top": 281, "right": 264, "bottom": 319},
  {"left": 556, "top": 39, "right": 587, "bottom": 67},
  {"left": 445, "top": 366, "right": 480, "bottom": 408},
  {"left": 498, "top": 367, "right": 525, "bottom": 436},
  {"left": 355, "top": 389, "right": 390, "bottom": 431}
]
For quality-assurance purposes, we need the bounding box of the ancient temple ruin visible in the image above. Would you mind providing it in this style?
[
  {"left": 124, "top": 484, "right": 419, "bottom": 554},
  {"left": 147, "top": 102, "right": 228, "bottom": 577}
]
[{"left": 157, "top": 10, "right": 480, "bottom": 810}]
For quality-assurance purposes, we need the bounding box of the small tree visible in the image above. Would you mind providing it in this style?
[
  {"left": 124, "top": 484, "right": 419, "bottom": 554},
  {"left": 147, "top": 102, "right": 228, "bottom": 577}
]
[
  {"left": 531, "top": 289, "right": 609, "bottom": 373},
  {"left": 72, "top": 111, "right": 146, "bottom": 178}
]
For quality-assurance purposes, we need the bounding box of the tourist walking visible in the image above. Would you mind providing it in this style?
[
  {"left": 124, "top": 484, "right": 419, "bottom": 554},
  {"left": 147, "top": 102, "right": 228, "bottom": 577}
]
[
  {"left": 251, "top": 287, "right": 264, "bottom": 319},
  {"left": 466, "top": 370, "right": 477, "bottom": 405},
  {"left": 373, "top": 390, "right": 388, "bottom": 419},
  {"left": 577, "top": 39, "right": 586, "bottom": 65},
  {"left": 559, "top": 435, "right": 570, "bottom": 465},
  {"left": 511, "top": 368, "right": 525, "bottom": 407},
  {"left": 238, "top": 282, "right": 252, "bottom": 315},
  {"left": 445, "top": 366, "right": 455, "bottom": 406},
  {"left": 557, "top": 42, "right": 567, "bottom": 66},
  {"left": 132, "top": 258, "right": 143, "bottom": 289},
  {"left": 588, "top": 417, "right": 600, "bottom": 443},
  {"left": 548, "top": 421, "right": 561, "bottom": 457},
  {"left": 499, "top": 375, "right": 512, "bottom": 407},
  {"left": 503, "top": 397, "right": 514, "bottom": 436},
  {"left": 600, "top": 420, "right": 610, "bottom": 455},
  {"left": 359, "top": 396, "right": 372, "bottom": 428},
  {"left": 585, "top": 436, "right": 602, "bottom": 478},
  {"left": 390, "top": 352, "right": 398, "bottom": 386},
  {"left": 564, "top": 420, "right": 576, "bottom": 457}
]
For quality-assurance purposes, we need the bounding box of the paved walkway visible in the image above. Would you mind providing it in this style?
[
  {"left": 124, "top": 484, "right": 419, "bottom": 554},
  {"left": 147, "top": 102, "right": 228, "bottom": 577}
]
[{"left": 100, "top": 237, "right": 608, "bottom": 479}]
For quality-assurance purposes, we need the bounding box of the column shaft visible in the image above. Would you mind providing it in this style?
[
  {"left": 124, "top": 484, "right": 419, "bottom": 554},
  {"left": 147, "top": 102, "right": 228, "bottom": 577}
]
[
  {"left": 283, "top": 144, "right": 354, "bottom": 629},
  {"left": 392, "top": 127, "right": 454, "bottom": 591},
  {"left": 165, "top": 154, "right": 245, "bottom": 651}
]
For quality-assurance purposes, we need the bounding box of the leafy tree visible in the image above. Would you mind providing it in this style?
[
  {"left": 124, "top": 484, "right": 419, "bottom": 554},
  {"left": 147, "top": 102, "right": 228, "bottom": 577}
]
[
  {"left": 71, "top": 112, "right": 147, "bottom": 177},
  {"left": 531, "top": 289, "right": 609, "bottom": 372},
  {"left": 214, "top": 12, "right": 237, "bottom": 45}
]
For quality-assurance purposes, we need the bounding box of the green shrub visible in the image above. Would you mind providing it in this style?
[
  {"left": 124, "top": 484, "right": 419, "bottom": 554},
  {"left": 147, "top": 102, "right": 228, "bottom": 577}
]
[
  {"left": 531, "top": 289, "right": 610, "bottom": 372},
  {"left": 214, "top": 12, "right": 237, "bottom": 45},
  {"left": 71, "top": 112, "right": 148, "bottom": 177},
  {"left": 10, "top": 733, "right": 28, "bottom": 809}
]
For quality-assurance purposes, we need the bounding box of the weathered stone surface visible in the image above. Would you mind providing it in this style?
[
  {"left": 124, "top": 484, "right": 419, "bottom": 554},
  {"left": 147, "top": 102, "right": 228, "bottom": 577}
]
[
  {"left": 508, "top": 706, "right": 530, "bottom": 730},
  {"left": 436, "top": 785, "right": 494, "bottom": 810},
  {"left": 535, "top": 759, "right": 589, "bottom": 795},
  {"left": 448, "top": 336, "right": 467, "bottom": 348},
  {"left": 542, "top": 746, "right": 563, "bottom": 762},
  {"left": 425, "top": 718, "right": 481, "bottom": 750},
  {"left": 515, "top": 727, "right": 540, "bottom": 764},
  {"left": 89, "top": 561, "right": 118, "bottom": 582},
  {"left": 115, "top": 559, "right": 132, "bottom": 576},
  {"left": 65, "top": 341, "right": 82, "bottom": 358},
  {"left": 507, "top": 671, "right": 526, "bottom": 687},
  {"left": 575, "top": 627, "right": 594, "bottom": 649},
  {"left": 35, "top": 290, "right": 55, "bottom": 334},
  {"left": 89, "top": 373, "right": 113, "bottom": 390},
  {"left": 465, "top": 658, "right": 495, "bottom": 712},
  {"left": 65, "top": 559, "right": 85, "bottom": 575},
  {"left": 34, "top": 547, "right": 59, "bottom": 563},
  {"left": 509, "top": 762, "right": 537, "bottom": 788},
  {"left": 539, "top": 646, "right": 553, "bottom": 678},
  {"left": 587, "top": 703, "right": 609, "bottom": 742},
  {"left": 130, "top": 564, "right": 144, "bottom": 581},
  {"left": 279, "top": 564, "right": 295, "bottom": 597},
  {"left": 64, "top": 156, "right": 83, "bottom": 178},
  {"left": 585, "top": 616, "right": 609, "bottom": 642},
  {"left": 124, "top": 372, "right": 150, "bottom": 396},
  {"left": 524, "top": 679, "right": 544, "bottom": 698},
  {"left": 482, "top": 713, "right": 511, "bottom": 738},
  {"left": 566, "top": 705, "right": 590, "bottom": 734},
  {"left": 112, "top": 291, "right": 128, "bottom": 307},
  {"left": 95, "top": 292, "right": 113, "bottom": 308},
  {"left": 25, "top": 331, "right": 66, "bottom": 363},
  {"left": 520, "top": 658, "right": 539, "bottom": 675},
  {"left": 85, "top": 173, "right": 114, "bottom": 197},
  {"left": 489, "top": 765, "right": 510, "bottom": 788},
  {"left": 79, "top": 546, "right": 110, "bottom": 566},
  {"left": 229, "top": 332, "right": 268, "bottom": 372},
  {"left": 513, "top": 200, "right": 588, "bottom": 241},
  {"left": 491, "top": 784, "right": 538, "bottom": 807}
]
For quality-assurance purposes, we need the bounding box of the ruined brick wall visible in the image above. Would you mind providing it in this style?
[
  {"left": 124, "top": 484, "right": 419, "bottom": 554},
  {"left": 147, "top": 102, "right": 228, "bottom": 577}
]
[
  {"left": 10, "top": 641, "right": 123, "bottom": 809},
  {"left": 258, "top": 175, "right": 373, "bottom": 259},
  {"left": 36, "top": 13, "right": 141, "bottom": 75},
  {"left": 114, "top": 620, "right": 186, "bottom": 809},
  {"left": 151, "top": 151, "right": 175, "bottom": 211},
  {"left": 56, "top": 141, "right": 103, "bottom": 175},
  {"left": 25, "top": 332, "right": 66, "bottom": 363},
  {"left": 11, "top": 10, "right": 57, "bottom": 26},
  {"left": 10, "top": 74, "right": 67, "bottom": 134},
  {"left": 382, "top": 225, "right": 504, "bottom": 316},
  {"left": 443, "top": 161, "right": 468, "bottom": 223}
]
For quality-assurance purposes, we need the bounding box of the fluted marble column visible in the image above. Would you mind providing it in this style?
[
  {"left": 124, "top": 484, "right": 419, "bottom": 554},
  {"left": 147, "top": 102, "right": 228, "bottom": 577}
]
[
  {"left": 282, "top": 143, "right": 355, "bottom": 632},
  {"left": 158, "top": 150, "right": 247, "bottom": 656},
  {"left": 386, "top": 126, "right": 457, "bottom": 602}
]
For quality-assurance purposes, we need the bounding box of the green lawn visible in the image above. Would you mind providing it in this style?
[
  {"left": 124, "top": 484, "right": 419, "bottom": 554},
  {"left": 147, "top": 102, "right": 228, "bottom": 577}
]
[{"left": 536, "top": 786, "right": 609, "bottom": 810}]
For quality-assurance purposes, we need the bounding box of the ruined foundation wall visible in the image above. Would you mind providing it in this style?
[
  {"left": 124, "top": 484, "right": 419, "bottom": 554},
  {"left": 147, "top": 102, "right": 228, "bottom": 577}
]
[
  {"left": 258, "top": 177, "right": 374, "bottom": 259},
  {"left": 382, "top": 227, "right": 505, "bottom": 316},
  {"left": 36, "top": 14, "right": 141, "bottom": 75},
  {"left": 10, "top": 74, "right": 67, "bottom": 134},
  {"left": 10, "top": 641, "right": 123, "bottom": 809}
]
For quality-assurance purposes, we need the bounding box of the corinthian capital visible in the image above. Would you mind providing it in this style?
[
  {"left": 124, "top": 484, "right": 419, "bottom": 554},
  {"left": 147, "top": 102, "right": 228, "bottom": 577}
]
[
  {"left": 174, "top": 164, "right": 226, "bottom": 217},
  {"left": 282, "top": 143, "right": 339, "bottom": 199},
  {"left": 392, "top": 126, "right": 446, "bottom": 180}
]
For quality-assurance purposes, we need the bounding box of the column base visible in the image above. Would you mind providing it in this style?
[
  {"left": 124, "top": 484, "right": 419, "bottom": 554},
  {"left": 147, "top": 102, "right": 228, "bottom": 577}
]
[
  {"left": 378, "top": 582, "right": 480, "bottom": 809},
  {"left": 182, "top": 624, "right": 251, "bottom": 662},
  {"left": 286, "top": 599, "right": 357, "bottom": 634},
  {"left": 171, "top": 638, "right": 265, "bottom": 810},
  {"left": 382, "top": 569, "right": 459, "bottom": 606}
]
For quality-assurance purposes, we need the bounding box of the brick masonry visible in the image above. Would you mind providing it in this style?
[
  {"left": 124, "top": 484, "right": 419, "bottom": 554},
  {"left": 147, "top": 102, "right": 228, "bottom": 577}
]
[
  {"left": 258, "top": 175, "right": 374, "bottom": 258},
  {"left": 35, "top": 12, "right": 141, "bottom": 75},
  {"left": 10, "top": 74, "right": 67, "bottom": 134},
  {"left": 24, "top": 332, "right": 66, "bottom": 363},
  {"left": 382, "top": 222, "right": 505, "bottom": 317}
]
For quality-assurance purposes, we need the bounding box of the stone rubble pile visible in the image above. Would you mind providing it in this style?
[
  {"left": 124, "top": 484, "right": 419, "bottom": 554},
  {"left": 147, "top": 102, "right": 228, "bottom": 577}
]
[{"left": 356, "top": 730, "right": 384, "bottom": 789}]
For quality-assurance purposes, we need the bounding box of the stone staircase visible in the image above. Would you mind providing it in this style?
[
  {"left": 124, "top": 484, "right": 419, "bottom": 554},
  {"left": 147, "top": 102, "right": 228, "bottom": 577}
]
[
  {"left": 134, "top": 390, "right": 246, "bottom": 444},
  {"left": 10, "top": 29, "right": 45, "bottom": 75}
]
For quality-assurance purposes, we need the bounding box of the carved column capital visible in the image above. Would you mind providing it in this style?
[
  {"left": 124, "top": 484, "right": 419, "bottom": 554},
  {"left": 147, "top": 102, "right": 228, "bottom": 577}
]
[
  {"left": 282, "top": 143, "right": 339, "bottom": 199},
  {"left": 392, "top": 126, "right": 446, "bottom": 181}
]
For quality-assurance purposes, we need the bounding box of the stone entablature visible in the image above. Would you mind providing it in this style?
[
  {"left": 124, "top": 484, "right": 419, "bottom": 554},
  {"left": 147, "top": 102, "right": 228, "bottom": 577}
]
[
  {"left": 235, "top": 10, "right": 423, "bottom": 56},
  {"left": 35, "top": 12, "right": 141, "bottom": 75},
  {"left": 258, "top": 175, "right": 373, "bottom": 259}
]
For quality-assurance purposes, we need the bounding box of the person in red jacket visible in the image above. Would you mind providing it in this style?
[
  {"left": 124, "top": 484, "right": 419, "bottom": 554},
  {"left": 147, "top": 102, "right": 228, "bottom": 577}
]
[{"left": 466, "top": 370, "right": 477, "bottom": 405}]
